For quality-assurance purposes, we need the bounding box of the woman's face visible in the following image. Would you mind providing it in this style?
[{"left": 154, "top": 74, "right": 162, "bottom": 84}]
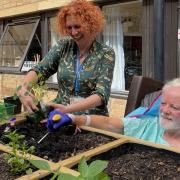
[{"left": 65, "top": 15, "right": 91, "bottom": 45}]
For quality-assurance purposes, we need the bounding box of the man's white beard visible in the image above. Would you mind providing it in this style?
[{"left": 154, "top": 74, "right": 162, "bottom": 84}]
[{"left": 160, "top": 113, "right": 180, "bottom": 130}]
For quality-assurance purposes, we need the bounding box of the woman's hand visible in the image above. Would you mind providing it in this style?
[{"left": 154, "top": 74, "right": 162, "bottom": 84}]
[
  {"left": 18, "top": 86, "right": 38, "bottom": 113},
  {"left": 46, "top": 103, "right": 68, "bottom": 113}
]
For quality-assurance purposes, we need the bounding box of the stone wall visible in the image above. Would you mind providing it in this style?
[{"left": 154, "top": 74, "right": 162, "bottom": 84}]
[
  {"left": 0, "top": 0, "right": 42, "bottom": 10},
  {"left": 0, "top": 0, "right": 71, "bottom": 18}
]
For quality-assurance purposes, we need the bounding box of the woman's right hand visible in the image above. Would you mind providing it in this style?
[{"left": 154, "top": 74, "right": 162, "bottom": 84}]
[{"left": 18, "top": 86, "right": 38, "bottom": 113}]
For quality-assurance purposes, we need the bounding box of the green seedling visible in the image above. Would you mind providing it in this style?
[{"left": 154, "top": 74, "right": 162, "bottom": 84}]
[
  {"left": 14, "top": 73, "right": 48, "bottom": 105},
  {"left": 29, "top": 156, "right": 109, "bottom": 180},
  {"left": 13, "top": 73, "right": 50, "bottom": 122},
  {"left": 3, "top": 130, "right": 35, "bottom": 174}
]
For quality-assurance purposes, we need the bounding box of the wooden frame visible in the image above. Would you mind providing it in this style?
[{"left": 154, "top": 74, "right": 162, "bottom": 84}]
[{"left": 0, "top": 114, "right": 179, "bottom": 179}]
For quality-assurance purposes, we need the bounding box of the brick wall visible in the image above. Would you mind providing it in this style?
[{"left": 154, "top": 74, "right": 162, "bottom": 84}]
[
  {"left": 0, "top": 0, "right": 42, "bottom": 10},
  {"left": 0, "top": 74, "right": 126, "bottom": 117}
]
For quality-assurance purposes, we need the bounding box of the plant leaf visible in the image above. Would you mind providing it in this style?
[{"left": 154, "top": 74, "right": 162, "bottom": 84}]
[
  {"left": 29, "top": 160, "right": 51, "bottom": 171},
  {"left": 28, "top": 82, "right": 33, "bottom": 88},
  {"left": 26, "top": 168, "right": 33, "bottom": 175},
  {"left": 94, "top": 172, "right": 110, "bottom": 180},
  {"left": 13, "top": 94, "right": 18, "bottom": 100},
  {"left": 19, "top": 158, "right": 25, "bottom": 164},
  {"left": 16, "top": 85, "right": 22, "bottom": 91},
  {"left": 78, "top": 157, "right": 88, "bottom": 178},
  {"left": 87, "top": 160, "right": 108, "bottom": 177},
  {"left": 24, "top": 91, "right": 29, "bottom": 96},
  {"left": 58, "top": 173, "right": 78, "bottom": 180}
]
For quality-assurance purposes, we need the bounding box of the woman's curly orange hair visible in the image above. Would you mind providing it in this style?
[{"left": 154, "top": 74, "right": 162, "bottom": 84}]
[{"left": 57, "top": 0, "right": 105, "bottom": 36}]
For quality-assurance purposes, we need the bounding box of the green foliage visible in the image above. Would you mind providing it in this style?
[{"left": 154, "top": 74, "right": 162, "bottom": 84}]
[
  {"left": 14, "top": 72, "right": 48, "bottom": 103},
  {"left": 30, "top": 82, "right": 48, "bottom": 103},
  {"left": 76, "top": 157, "right": 109, "bottom": 180},
  {"left": 29, "top": 156, "right": 109, "bottom": 180},
  {"left": 3, "top": 130, "right": 35, "bottom": 174},
  {"left": 13, "top": 73, "right": 49, "bottom": 122},
  {"left": 0, "top": 103, "right": 16, "bottom": 124}
]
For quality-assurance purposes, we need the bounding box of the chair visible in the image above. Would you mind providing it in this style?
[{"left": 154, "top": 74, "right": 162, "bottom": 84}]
[{"left": 124, "top": 75, "right": 163, "bottom": 116}]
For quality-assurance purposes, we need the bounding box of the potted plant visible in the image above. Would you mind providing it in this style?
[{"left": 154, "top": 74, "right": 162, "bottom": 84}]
[
  {"left": 3, "top": 96, "right": 22, "bottom": 115},
  {"left": 0, "top": 102, "right": 16, "bottom": 124}
]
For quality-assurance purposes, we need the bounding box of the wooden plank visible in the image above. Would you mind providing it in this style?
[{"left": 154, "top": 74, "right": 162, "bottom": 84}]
[
  {"left": 16, "top": 167, "right": 79, "bottom": 180},
  {"left": 80, "top": 126, "right": 180, "bottom": 154},
  {"left": 0, "top": 143, "right": 55, "bottom": 166},
  {"left": 58, "top": 138, "right": 129, "bottom": 167},
  {"left": 15, "top": 139, "right": 128, "bottom": 180},
  {"left": 81, "top": 125, "right": 128, "bottom": 139}
]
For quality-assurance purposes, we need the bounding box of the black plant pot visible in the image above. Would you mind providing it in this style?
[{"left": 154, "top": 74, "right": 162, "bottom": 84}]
[
  {"left": 3, "top": 96, "right": 22, "bottom": 115},
  {"left": 26, "top": 102, "right": 53, "bottom": 123}
]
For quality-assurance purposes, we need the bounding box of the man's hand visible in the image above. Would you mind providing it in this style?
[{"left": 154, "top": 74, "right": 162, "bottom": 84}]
[{"left": 46, "top": 109, "right": 72, "bottom": 132}]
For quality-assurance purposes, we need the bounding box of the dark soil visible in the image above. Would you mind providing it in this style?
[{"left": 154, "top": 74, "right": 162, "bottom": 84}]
[
  {"left": 1, "top": 122, "right": 179, "bottom": 180},
  {"left": 0, "top": 150, "right": 37, "bottom": 180},
  {"left": 0, "top": 152, "right": 20, "bottom": 180},
  {"left": 86, "top": 143, "right": 180, "bottom": 180},
  {"left": 0, "top": 122, "right": 114, "bottom": 163}
]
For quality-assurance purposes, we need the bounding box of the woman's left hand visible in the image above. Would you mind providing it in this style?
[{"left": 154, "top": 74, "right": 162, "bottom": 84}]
[{"left": 46, "top": 103, "right": 68, "bottom": 113}]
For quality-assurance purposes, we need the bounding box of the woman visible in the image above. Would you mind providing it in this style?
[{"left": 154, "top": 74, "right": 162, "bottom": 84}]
[{"left": 18, "top": 0, "right": 115, "bottom": 115}]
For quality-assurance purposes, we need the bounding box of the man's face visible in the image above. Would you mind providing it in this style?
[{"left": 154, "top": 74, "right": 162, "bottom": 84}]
[{"left": 160, "top": 86, "right": 180, "bottom": 130}]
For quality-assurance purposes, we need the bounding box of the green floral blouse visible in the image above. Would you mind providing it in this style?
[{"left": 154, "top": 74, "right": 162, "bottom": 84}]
[{"left": 32, "top": 39, "right": 115, "bottom": 115}]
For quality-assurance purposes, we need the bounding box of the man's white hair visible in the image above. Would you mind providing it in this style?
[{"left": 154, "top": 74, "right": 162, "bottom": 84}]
[{"left": 163, "top": 77, "right": 180, "bottom": 91}]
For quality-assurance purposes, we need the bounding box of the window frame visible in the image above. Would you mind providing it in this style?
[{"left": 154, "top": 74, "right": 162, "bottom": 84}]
[{"left": 0, "top": 18, "right": 40, "bottom": 72}]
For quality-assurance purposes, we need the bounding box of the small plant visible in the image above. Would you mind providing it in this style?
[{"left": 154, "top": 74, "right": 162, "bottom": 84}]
[
  {"left": 29, "top": 156, "right": 109, "bottom": 180},
  {"left": 13, "top": 73, "right": 50, "bottom": 122},
  {"left": 3, "top": 130, "right": 35, "bottom": 174},
  {"left": 14, "top": 73, "right": 48, "bottom": 106}
]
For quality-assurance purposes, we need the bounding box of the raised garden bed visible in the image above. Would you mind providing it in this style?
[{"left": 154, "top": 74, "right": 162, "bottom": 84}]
[
  {"left": 85, "top": 143, "right": 180, "bottom": 179},
  {"left": 0, "top": 114, "right": 180, "bottom": 180},
  {"left": 0, "top": 122, "right": 115, "bottom": 163}
]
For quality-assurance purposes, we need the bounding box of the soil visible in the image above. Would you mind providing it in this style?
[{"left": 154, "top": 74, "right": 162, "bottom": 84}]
[
  {"left": 0, "top": 122, "right": 179, "bottom": 179},
  {"left": 87, "top": 143, "right": 180, "bottom": 180},
  {"left": 0, "top": 150, "right": 37, "bottom": 180},
  {"left": 0, "top": 151, "right": 20, "bottom": 180},
  {"left": 0, "top": 122, "right": 114, "bottom": 163}
]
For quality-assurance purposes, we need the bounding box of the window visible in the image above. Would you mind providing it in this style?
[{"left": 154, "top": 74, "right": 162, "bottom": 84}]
[
  {"left": 102, "top": 1, "right": 142, "bottom": 92},
  {"left": 0, "top": 18, "right": 40, "bottom": 72},
  {"left": 46, "top": 16, "right": 68, "bottom": 84},
  {"left": 46, "top": 16, "right": 59, "bottom": 83}
]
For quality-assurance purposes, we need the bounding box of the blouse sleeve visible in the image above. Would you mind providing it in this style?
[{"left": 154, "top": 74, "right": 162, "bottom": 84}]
[
  {"left": 31, "top": 40, "right": 67, "bottom": 82},
  {"left": 92, "top": 47, "right": 115, "bottom": 105}
]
